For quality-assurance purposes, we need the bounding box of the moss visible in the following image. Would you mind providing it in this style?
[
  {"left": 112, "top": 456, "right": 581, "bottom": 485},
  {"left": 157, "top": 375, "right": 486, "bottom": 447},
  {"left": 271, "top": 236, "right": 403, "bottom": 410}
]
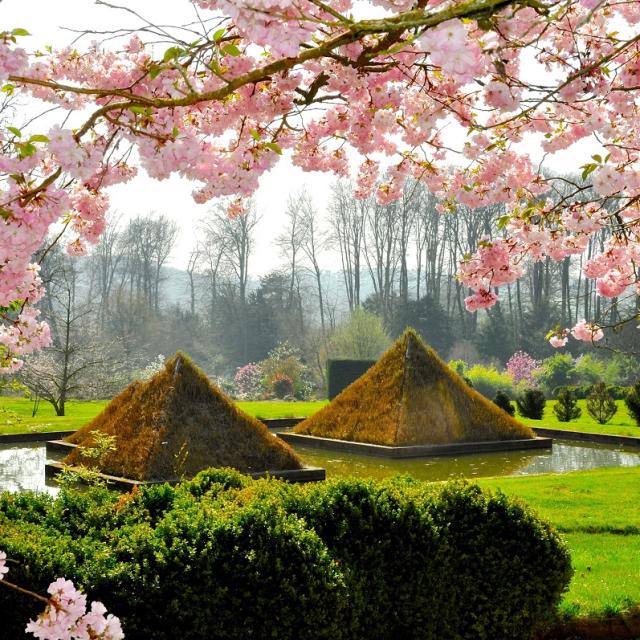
[
  {"left": 295, "top": 329, "right": 534, "bottom": 445},
  {"left": 64, "top": 352, "right": 302, "bottom": 481}
]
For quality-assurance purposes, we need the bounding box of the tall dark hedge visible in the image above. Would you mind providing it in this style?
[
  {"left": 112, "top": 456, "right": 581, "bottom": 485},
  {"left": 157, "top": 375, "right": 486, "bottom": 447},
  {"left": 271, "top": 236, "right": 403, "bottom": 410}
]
[
  {"left": 0, "top": 469, "right": 572, "bottom": 640},
  {"left": 326, "top": 359, "right": 376, "bottom": 399}
]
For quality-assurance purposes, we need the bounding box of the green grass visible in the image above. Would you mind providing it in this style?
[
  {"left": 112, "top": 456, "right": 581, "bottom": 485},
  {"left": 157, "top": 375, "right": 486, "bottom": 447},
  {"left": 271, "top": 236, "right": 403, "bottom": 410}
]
[
  {"left": 239, "top": 400, "right": 328, "bottom": 420},
  {"left": 478, "top": 468, "right": 640, "bottom": 616},
  {"left": 0, "top": 399, "right": 108, "bottom": 434},
  {"left": 518, "top": 399, "right": 640, "bottom": 437},
  {"left": 560, "top": 533, "right": 640, "bottom": 617},
  {"left": 0, "top": 397, "right": 328, "bottom": 435}
]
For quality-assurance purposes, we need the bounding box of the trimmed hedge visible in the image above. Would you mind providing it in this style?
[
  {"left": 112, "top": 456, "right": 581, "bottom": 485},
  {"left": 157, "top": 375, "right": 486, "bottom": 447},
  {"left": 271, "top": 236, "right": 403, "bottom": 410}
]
[
  {"left": 326, "top": 359, "right": 376, "bottom": 399},
  {"left": 0, "top": 470, "right": 572, "bottom": 640},
  {"left": 553, "top": 385, "right": 630, "bottom": 400}
]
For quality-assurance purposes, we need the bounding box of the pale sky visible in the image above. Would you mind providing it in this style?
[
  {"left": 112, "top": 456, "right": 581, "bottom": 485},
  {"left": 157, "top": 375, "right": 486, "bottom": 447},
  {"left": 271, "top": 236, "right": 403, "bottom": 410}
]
[
  {"left": 2, "top": 0, "right": 337, "bottom": 274},
  {"left": 2, "top": 1, "right": 599, "bottom": 274}
]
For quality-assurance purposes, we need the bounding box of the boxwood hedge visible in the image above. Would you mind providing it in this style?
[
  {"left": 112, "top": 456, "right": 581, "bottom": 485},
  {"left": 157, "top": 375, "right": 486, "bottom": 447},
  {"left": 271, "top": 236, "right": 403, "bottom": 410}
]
[{"left": 0, "top": 469, "right": 572, "bottom": 640}]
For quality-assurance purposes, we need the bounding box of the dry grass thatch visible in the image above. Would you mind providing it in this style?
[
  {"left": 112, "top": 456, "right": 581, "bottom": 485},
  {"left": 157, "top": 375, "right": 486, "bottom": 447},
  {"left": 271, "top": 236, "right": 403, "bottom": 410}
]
[
  {"left": 65, "top": 352, "right": 302, "bottom": 481},
  {"left": 295, "top": 329, "right": 534, "bottom": 446}
]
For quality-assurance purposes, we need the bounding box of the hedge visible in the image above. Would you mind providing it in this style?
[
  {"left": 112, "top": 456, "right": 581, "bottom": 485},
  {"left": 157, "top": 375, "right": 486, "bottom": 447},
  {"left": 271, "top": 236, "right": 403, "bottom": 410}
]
[
  {"left": 553, "top": 384, "right": 630, "bottom": 400},
  {"left": 326, "top": 359, "right": 376, "bottom": 399},
  {"left": 0, "top": 469, "right": 572, "bottom": 640}
]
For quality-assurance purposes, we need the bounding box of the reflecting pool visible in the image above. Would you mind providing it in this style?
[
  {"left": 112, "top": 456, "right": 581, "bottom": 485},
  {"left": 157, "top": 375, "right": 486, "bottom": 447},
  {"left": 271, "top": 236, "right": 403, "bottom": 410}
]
[{"left": 1, "top": 438, "right": 640, "bottom": 493}]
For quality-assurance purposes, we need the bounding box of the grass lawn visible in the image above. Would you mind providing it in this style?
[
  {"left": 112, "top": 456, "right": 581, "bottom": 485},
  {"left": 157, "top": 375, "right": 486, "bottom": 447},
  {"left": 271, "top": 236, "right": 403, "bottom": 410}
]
[
  {"left": 478, "top": 468, "right": 640, "bottom": 616},
  {"left": 0, "top": 397, "right": 328, "bottom": 435},
  {"left": 237, "top": 400, "right": 328, "bottom": 420},
  {"left": 518, "top": 399, "right": 640, "bottom": 438}
]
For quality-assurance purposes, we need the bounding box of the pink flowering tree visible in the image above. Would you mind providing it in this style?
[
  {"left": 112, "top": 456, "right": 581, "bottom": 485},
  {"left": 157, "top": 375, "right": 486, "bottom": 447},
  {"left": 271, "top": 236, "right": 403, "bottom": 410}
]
[
  {"left": 233, "top": 362, "right": 263, "bottom": 399},
  {"left": 3, "top": 0, "right": 640, "bottom": 369},
  {"left": 506, "top": 351, "right": 539, "bottom": 387},
  {"left": 0, "top": 550, "right": 124, "bottom": 639}
]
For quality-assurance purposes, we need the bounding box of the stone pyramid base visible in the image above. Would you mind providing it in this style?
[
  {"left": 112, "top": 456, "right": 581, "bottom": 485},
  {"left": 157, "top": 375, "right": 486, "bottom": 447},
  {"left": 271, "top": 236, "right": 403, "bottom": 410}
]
[{"left": 278, "top": 432, "right": 552, "bottom": 458}]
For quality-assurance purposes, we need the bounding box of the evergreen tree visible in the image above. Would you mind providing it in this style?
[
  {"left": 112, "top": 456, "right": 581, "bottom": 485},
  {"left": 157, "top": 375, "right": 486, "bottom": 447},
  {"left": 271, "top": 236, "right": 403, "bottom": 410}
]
[
  {"left": 625, "top": 382, "right": 640, "bottom": 427},
  {"left": 553, "top": 387, "right": 581, "bottom": 422},
  {"left": 586, "top": 383, "right": 617, "bottom": 425},
  {"left": 493, "top": 391, "right": 515, "bottom": 416},
  {"left": 516, "top": 389, "right": 546, "bottom": 420}
]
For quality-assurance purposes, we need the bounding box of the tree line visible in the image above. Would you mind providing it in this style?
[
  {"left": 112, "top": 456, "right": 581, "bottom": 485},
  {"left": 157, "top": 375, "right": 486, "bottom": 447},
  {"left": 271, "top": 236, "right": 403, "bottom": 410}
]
[{"left": 22, "top": 176, "right": 639, "bottom": 410}]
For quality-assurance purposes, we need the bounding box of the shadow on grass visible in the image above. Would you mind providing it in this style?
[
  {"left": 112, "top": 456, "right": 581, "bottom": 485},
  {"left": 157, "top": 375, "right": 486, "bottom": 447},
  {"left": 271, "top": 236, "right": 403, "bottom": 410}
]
[{"left": 544, "top": 606, "right": 640, "bottom": 640}]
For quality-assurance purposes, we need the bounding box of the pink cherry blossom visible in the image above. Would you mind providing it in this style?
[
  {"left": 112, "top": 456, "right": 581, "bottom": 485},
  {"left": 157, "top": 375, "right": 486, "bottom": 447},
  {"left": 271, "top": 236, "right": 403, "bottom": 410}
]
[
  {"left": 0, "top": 549, "right": 124, "bottom": 640},
  {"left": 464, "top": 288, "right": 498, "bottom": 312},
  {"left": 549, "top": 335, "right": 569, "bottom": 348},
  {"left": 571, "top": 319, "right": 604, "bottom": 342}
]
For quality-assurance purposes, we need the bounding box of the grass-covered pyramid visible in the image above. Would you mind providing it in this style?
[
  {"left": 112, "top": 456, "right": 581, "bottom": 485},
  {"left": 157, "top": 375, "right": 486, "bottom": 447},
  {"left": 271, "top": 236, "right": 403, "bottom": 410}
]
[
  {"left": 294, "top": 330, "right": 535, "bottom": 446},
  {"left": 63, "top": 352, "right": 302, "bottom": 481}
]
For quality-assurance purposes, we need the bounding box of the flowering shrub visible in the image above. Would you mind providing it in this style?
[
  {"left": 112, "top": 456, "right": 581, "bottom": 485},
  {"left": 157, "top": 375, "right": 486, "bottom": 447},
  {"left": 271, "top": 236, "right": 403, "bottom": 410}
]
[
  {"left": 506, "top": 351, "right": 539, "bottom": 387},
  {"left": 0, "top": 550, "right": 123, "bottom": 639},
  {"left": 271, "top": 373, "right": 294, "bottom": 399},
  {"left": 260, "top": 342, "right": 313, "bottom": 400},
  {"left": 233, "top": 362, "right": 263, "bottom": 399}
]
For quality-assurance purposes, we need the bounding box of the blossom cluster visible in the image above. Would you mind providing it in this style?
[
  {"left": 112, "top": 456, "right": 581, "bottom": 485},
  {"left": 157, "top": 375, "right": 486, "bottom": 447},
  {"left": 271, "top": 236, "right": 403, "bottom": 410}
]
[
  {"left": 0, "top": 549, "right": 124, "bottom": 640},
  {"left": 234, "top": 362, "right": 264, "bottom": 399},
  {"left": 506, "top": 351, "right": 539, "bottom": 387}
]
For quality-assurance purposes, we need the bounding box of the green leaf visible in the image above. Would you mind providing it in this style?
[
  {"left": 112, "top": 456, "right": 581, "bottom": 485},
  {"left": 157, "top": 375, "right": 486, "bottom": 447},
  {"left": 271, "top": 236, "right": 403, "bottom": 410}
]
[
  {"left": 0, "top": 207, "right": 12, "bottom": 221},
  {"left": 18, "top": 142, "right": 37, "bottom": 158},
  {"left": 128, "top": 105, "right": 146, "bottom": 115},
  {"left": 11, "top": 28, "right": 30, "bottom": 37},
  {"left": 212, "top": 28, "right": 226, "bottom": 42},
  {"left": 581, "top": 163, "right": 597, "bottom": 181},
  {"left": 7, "top": 126, "right": 21, "bottom": 138},
  {"left": 265, "top": 142, "right": 282, "bottom": 155},
  {"left": 149, "top": 65, "right": 162, "bottom": 80},
  {"left": 163, "top": 46, "right": 182, "bottom": 63},
  {"left": 221, "top": 44, "right": 241, "bottom": 57},
  {"left": 250, "top": 129, "right": 261, "bottom": 142},
  {"left": 29, "top": 134, "right": 49, "bottom": 143},
  {"left": 497, "top": 215, "right": 510, "bottom": 229},
  {"left": 172, "top": 127, "right": 180, "bottom": 138},
  {"left": 591, "top": 154, "right": 602, "bottom": 163},
  {"left": 2, "top": 84, "right": 15, "bottom": 95}
]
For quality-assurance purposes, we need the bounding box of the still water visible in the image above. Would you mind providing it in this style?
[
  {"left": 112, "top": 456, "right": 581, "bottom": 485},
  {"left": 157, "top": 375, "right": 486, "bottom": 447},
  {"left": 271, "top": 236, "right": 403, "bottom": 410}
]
[{"left": 1, "top": 439, "right": 640, "bottom": 493}]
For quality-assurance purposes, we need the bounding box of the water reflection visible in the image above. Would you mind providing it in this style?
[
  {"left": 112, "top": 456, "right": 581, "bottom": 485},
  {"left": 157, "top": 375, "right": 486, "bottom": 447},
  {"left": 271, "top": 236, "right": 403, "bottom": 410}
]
[
  {"left": 0, "top": 443, "right": 59, "bottom": 495},
  {"left": 292, "top": 439, "right": 640, "bottom": 483},
  {"left": 0, "top": 439, "right": 640, "bottom": 493}
]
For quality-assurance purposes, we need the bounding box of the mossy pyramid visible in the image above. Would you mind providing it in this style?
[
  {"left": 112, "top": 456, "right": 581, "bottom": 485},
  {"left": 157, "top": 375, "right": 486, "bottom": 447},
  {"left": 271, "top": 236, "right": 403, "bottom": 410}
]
[
  {"left": 295, "top": 330, "right": 534, "bottom": 446},
  {"left": 65, "top": 353, "right": 302, "bottom": 481}
]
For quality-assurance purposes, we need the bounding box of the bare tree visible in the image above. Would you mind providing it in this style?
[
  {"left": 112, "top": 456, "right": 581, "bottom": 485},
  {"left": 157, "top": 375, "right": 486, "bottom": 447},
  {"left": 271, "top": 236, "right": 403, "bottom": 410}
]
[
  {"left": 329, "top": 180, "right": 366, "bottom": 311},
  {"left": 20, "top": 257, "right": 127, "bottom": 415},
  {"left": 298, "top": 193, "right": 329, "bottom": 340},
  {"left": 212, "top": 203, "right": 259, "bottom": 306},
  {"left": 277, "top": 194, "right": 306, "bottom": 334},
  {"left": 186, "top": 247, "right": 201, "bottom": 317}
]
